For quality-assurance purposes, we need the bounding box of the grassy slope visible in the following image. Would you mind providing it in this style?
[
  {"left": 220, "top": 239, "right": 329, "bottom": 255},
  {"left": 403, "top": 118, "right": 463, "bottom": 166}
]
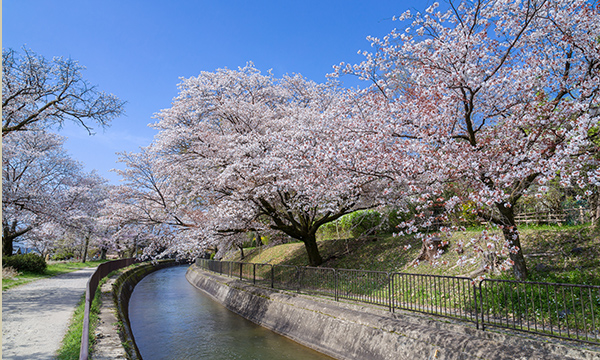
[{"left": 225, "top": 224, "right": 600, "bottom": 284}]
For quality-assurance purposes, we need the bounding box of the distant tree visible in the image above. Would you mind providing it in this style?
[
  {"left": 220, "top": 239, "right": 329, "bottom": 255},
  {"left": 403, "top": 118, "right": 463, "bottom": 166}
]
[
  {"left": 111, "top": 148, "right": 201, "bottom": 231},
  {"left": 102, "top": 148, "right": 209, "bottom": 259},
  {"left": 337, "top": 0, "right": 599, "bottom": 279},
  {"left": 22, "top": 222, "right": 64, "bottom": 259},
  {"left": 61, "top": 172, "right": 110, "bottom": 262},
  {"left": 2, "top": 47, "right": 125, "bottom": 135}
]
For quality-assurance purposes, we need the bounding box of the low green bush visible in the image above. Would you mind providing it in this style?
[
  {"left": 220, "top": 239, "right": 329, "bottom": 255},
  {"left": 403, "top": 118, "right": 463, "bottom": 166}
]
[
  {"left": 52, "top": 247, "right": 75, "bottom": 261},
  {"left": 318, "top": 208, "right": 417, "bottom": 240},
  {"left": 319, "top": 210, "right": 389, "bottom": 240},
  {"left": 3, "top": 253, "right": 47, "bottom": 274},
  {"left": 340, "top": 210, "right": 383, "bottom": 237},
  {"left": 318, "top": 221, "right": 347, "bottom": 239}
]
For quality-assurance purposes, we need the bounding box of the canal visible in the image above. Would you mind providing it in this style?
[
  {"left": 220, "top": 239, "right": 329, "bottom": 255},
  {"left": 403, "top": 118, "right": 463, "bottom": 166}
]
[{"left": 128, "top": 265, "right": 334, "bottom": 360}]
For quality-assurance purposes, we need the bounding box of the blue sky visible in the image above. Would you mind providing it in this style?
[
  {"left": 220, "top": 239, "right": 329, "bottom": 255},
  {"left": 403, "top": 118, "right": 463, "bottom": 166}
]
[{"left": 3, "top": 0, "right": 429, "bottom": 184}]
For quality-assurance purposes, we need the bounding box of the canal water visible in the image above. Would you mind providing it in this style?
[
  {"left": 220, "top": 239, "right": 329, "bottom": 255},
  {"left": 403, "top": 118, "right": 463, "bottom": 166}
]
[{"left": 128, "top": 265, "right": 333, "bottom": 360}]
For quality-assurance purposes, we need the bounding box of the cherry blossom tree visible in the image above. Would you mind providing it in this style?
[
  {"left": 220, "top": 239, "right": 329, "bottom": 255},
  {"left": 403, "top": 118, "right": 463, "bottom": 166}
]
[
  {"left": 103, "top": 147, "right": 210, "bottom": 259},
  {"left": 2, "top": 47, "right": 125, "bottom": 135},
  {"left": 2, "top": 130, "right": 80, "bottom": 255},
  {"left": 2, "top": 130, "right": 113, "bottom": 258},
  {"left": 61, "top": 172, "right": 111, "bottom": 262},
  {"left": 21, "top": 222, "right": 65, "bottom": 258},
  {"left": 150, "top": 65, "right": 382, "bottom": 266},
  {"left": 336, "top": 0, "right": 599, "bottom": 279}
]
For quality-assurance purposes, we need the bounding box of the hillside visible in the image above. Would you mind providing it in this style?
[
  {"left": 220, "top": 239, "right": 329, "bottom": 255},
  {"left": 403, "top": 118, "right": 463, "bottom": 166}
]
[{"left": 223, "top": 224, "right": 600, "bottom": 285}]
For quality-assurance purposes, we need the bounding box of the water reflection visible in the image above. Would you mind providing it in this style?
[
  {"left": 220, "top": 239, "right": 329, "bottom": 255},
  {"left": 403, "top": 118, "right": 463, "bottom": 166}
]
[{"left": 129, "top": 266, "right": 333, "bottom": 360}]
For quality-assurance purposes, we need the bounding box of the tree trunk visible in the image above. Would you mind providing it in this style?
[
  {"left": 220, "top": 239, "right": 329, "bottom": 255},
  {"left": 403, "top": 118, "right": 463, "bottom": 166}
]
[
  {"left": 81, "top": 235, "right": 90, "bottom": 263},
  {"left": 302, "top": 232, "right": 323, "bottom": 267},
  {"left": 129, "top": 235, "right": 139, "bottom": 258},
  {"left": 254, "top": 231, "right": 263, "bottom": 247},
  {"left": 497, "top": 204, "right": 528, "bottom": 280},
  {"left": 594, "top": 199, "right": 600, "bottom": 227},
  {"left": 100, "top": 248, "right": 107, "bottom": 260},
  {"left": 3, "top": 232, "right": 14, "bottom": 257},
  {"left": 238, "top": 245, "right": 245, "bottom": 260},
  {"left": 2, "top": 223, "right": 33, "bottom": 257},
  {"left": 502, "top": 226, "right": 528, "bottom": 280},
  {"left": 412, "top": 237, "right": 448, "bottom": 265},
  {"left": 129, "top": 242, "right": 138, "bottom": 258}
]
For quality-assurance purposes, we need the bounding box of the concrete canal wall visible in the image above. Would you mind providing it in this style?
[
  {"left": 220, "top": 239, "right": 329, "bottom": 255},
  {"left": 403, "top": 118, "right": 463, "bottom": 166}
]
[
  {"left": 112, "top": 260, "right": 181, "bottom": 360},
  {"left": 186, "top": 266, "right": 600, "bottom": 360}
]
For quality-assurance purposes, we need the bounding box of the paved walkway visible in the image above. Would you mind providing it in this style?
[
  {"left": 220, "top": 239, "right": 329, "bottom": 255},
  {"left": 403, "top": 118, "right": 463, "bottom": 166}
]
[{"left": 2, "top": 267, "right": 96, "bottom": 360}]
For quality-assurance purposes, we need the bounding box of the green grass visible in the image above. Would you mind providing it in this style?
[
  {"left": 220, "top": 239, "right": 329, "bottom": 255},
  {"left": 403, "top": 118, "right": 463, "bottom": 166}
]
[
  {"left": 2, "top": 260, "right": 109, "bottom": 291},
  {"left": 55, "top": 266, "right": 141, "bottom": 360},
  {"left": 55, "top": 277, "right": 106, "bottom": 360}
]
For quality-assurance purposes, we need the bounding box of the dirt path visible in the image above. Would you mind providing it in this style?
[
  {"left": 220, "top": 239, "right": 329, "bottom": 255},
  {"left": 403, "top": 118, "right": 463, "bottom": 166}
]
[
  {"left": 2, "top": 267, "right": 96, "bottom": 360},
  {"left": 92, "top": 274, "right": 127, "bottom": 360}
]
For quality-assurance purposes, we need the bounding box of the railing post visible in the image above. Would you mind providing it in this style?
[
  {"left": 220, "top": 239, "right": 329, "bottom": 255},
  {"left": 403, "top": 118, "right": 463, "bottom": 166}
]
[
  {"left": 334, "top": 269, "right": 338, "bottom": 302},
  {"left": 271, "top": 265, "right": 274, "bottom": 288},
  {"left": 478, "top": 280, "right": 484, "bottom": 331},
  {"left": 253, "top": 263, "right": 256, "bottom": 284},
  {"left": 297, "top": 266, "right": 301, "bottom": 293},
  {"left": 239, "top": 262, "right": 243, "bottom": 280},
  {"left": 388, "top": 273, "right": 393, "bottom": 313}
]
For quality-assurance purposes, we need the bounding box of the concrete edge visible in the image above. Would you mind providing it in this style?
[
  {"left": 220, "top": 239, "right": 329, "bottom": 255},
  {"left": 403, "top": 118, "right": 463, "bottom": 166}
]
[
  {"left": 110, "top": 260, "right": 181, "bottom": 360},
  {"left": 92, "top": 273, "right": 128, "bottom": 359},
  {"left": 186, "top": 266, "right": 600, "bottom": 360}
]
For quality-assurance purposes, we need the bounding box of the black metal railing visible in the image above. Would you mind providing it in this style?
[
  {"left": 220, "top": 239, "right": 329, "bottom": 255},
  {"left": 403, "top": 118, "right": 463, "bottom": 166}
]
[
  {"left": 299, "top": 266, "right": 337, "bottom": 298},
  {"left": 273, "top": 264, "right": 299, "bottom": 291},
  {"left": 195, "top": 258, "right": 600, "bottom": 345},
  {"left": 391, "top": 272, "right": 478, "bottom": 325},
  {"left": 479, "top": 278, "right": 600, "bottom": 344},
  {"left": 336, "top": 268, "right": 390, "bottom": 308}
]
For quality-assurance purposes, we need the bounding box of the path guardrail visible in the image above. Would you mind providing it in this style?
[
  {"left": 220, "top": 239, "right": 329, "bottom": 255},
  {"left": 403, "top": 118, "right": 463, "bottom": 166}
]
[
  {"left": 195, "top": 258, "right": 600, "bottom": 345},
  {"left": 79, "top": 258, "right": 139, "bottom": 360},
  {"left": 479, "top": 278, "right": 600, "bottom": 344}
]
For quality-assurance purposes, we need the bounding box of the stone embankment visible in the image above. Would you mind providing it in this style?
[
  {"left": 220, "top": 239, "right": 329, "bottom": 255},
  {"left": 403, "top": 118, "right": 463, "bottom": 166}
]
[{"left": 186, "top": 266, "right": 600, "bottom": 360}]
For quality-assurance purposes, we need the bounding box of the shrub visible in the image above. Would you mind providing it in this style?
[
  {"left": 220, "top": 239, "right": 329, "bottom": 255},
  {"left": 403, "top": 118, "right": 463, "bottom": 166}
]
[
  {"left": 3, "top": 253, "right": 47, "bottom": 274},
  {"left": 340, "top": 210, "right": 383, "bottom": 237},
  {"left": 317, "top": 221, "right": 349, "bottom": 240},
  {"left": 52, "top": 248, "right": 75, "bottom": 261}
]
